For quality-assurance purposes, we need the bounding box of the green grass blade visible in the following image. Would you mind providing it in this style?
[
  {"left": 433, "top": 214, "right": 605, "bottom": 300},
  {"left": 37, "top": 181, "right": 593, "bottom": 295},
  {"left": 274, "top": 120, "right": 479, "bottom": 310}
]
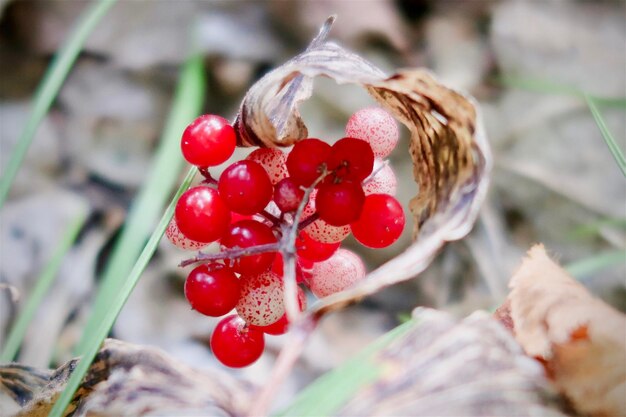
[
  {"left": 0, "top": 209, "right": 88, "bottom": 362},
  {"left": 566, "top": 250, "right": 625, "bottom": 279},
  {"left": 0, "top": 0, "right": 117, "bottom": 208},
  {"left": 568, "top": 217, "right": 626, "bottom": 239},
  {"left": 585, "top": 95, "right": 626, "bottom": 177},
  {"left": 73, "top": 55, "right": 205, "bottom": 355},
  {"left": 277, "top": 320, "right": 417, "bottom": 417},
  {"left": 48, "top": 167, "right": 196, "bottom": 417}
]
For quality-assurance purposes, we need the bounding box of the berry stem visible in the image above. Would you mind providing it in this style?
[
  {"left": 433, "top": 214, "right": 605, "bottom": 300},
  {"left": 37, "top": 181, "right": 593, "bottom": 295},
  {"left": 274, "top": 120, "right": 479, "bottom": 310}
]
[
  {"left": 280, "top": 169, "right": 328, "bottom": 322},
  {"left": 198, "top": 167, "right": 218, "bottom": 185},
  {"left": 362, "top": 158, "right": 389, "bottom": 186},
  {"left": 260, "top": 209, "right": 281, "bottom": 225},
  {"left": 178, "top": 242, "right": 280, "bottom": 268},
  {"left": 297, "top": 212, "right": 319, "bottom": 230}
]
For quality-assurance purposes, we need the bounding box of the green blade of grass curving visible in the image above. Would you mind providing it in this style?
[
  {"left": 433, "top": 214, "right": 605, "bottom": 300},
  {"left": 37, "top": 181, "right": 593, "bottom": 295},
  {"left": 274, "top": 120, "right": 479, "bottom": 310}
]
[
  {"left": 73, "top": 55, "right": 205, "bottom": 355},
  {"left": 0, "top": 0, "right": 117, "bottom": 208},
  {"left": 277, "top": 320, "right": 417, "bottom": 417},
  {"left": 48, "top": 166, "right": 196, "bottom": 417},
  {"left": 0, "top": 208, "right": 88, "bottom": 362},
  {"left": 566, "top": 249, "right": 625, "bottom": 280},
  {"left": 585, "top": 94, "right": 626, "bottom": 178}
]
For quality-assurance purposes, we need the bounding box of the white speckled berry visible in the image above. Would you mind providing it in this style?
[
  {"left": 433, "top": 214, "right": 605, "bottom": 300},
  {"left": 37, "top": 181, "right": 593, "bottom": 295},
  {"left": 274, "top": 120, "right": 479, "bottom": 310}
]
[
  {"left": 246, "top": 148, "right": 288, "bottom": 185},
  {"left": 236, "top": 271, "right": 285, "bottom": 326},
  {"left": 363, "top": 159, "right": 397, "bottom": 196},
  {"left": 165, "top": 218, "right": 207, "bottom": 250},
  {"left": 309, "top": 249, "right": 366, "bottom": 298},
  {"left": 345, "top": 107, "right": 399, "bottom": 158}
]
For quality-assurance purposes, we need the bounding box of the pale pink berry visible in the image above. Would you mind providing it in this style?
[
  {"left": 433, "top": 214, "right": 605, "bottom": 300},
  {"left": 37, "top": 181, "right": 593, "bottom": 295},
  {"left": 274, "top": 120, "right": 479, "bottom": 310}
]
[
  {"left": 345, "top": 107, "right": 399, "bottom": 158},
  {"left": 165, "top": 218, "right": 207, "bottom": 250},
  {"left": 246, "top": 148, "right": 288, "bottom": 185},
  {"left": 236, "top": 271, "right": 285, "bottom": 326},
  {"left": 309, "top": 249, "right": 366, "bottom": 298},
  {"left": 363, "top": 159, "right": 397, "bottom": 196}
]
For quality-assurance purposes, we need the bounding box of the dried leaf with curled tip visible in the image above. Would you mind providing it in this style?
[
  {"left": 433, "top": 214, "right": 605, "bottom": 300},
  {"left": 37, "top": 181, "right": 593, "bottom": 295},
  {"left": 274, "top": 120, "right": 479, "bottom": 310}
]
[
  {"left": 1, "top": 339, "right": 253, "bottom": 417},
  {"left": 502, "top": 245, "right": 626, "bottom": 417},
  {"left": 234, "top": 17, "right": 491, "bottom": 314}
]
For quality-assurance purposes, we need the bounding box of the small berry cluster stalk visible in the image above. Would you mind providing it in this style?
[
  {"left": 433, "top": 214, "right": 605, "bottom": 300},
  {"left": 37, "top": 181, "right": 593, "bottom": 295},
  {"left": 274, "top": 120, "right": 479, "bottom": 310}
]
[{"left": 167, "top": 108, "right": 404, "bottom": 367}]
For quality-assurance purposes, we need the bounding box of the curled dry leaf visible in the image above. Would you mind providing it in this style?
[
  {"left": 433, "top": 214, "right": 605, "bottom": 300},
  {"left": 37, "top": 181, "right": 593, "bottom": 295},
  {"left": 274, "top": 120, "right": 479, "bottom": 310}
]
[
  {"left": 283, "top": 308, "right": 567, "bottom": 416},
  {"left": 234, "top": 17, "right": 491, "bottom": 315},
  {"left": 499, "top": 245, "right": 626, "bottom": 417},
  {"left": 1, "top": 339, "right": 253, "bottom": 417}
]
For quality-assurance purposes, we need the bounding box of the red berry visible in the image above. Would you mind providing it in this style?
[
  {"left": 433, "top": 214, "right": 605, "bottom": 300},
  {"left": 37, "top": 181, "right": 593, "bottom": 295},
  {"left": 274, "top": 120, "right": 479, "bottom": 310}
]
[
  {"left": 252, "top": 286, "right": 307, "bottom": 335},
  {"left": 351, "top": 194, "right": 405, "bottom": 248},
  {"left": 236, "top": 271, "right": 284, "bottom": 326},
  {"left": 210, "top": 314, "right": 265, "bottom": 368},
  {"left": 296, "top": 231, "right": 340, "bottom": 262},
  {"left": 184, "top": 264, "right": 240, "bottom": 317},
  {"left": 175, "top": 186, "right": 231, "bottom": 243},
  {"left": 247, "top": 148, "right": 288, "bottom": 185},
  {"left": 316, "top": 181, "right": 365, "bottom": 226},
  {"left": 286, "top": 139, "right": 331, "bottom": 187},
  {"left": 218, "top": 160, "right": 273, "bottom": 215},
  {"left": 221, "top": 220, "right": 277, "bottom": 275},
  {"left": 274, "top": 178, "right": 305, "bottom": 213},
  {"left": 309, "top": 249, "right": 366, "bottom": 298},
  {"left": 326, "top": 137, "right": 374, "bottom": 182},
  {"left": 302, "top": 189, "right": 350, "bottom": 243},
  {"left": 181, "top": 115, "right": 236, "bottom": 167},
  {"left": 345, "top": 107, "right": 399, "bottom": 158},
  {"left": 165, "top": 218, "right": 207, "bottom": 250}
]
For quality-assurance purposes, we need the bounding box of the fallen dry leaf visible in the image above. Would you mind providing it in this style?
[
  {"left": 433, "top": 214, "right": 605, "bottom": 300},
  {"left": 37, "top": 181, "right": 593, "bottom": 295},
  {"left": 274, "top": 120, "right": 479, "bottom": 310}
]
[
  {"left": 502, "top": 245, "right": 626, "bottom": 417},
  {"left": 0, "top": 339, "right": 253, "bottom": 417},
  {"left": 234, "top": 17, "right": 491, "bottom": 315}
]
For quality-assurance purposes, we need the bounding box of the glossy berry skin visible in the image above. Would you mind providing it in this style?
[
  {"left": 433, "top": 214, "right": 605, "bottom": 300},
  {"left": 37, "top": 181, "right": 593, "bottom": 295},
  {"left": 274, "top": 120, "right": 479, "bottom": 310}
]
[
  {"left": 309, "top": 249, "right": 366, "bottom": 298},
  {"left": 345, "top": 107, "right": 399, "bottom": 158},
  {"left": 218, "top": 160, "right": 273, "bottom": 215},
  {"left": 184, "top": 264, "right": 240, "bottom": 317},
  {"left": 252, "top": 287, "right": 306, "bottom": 335},
  {"left": 351, "top": 194, "right": 405, "bottom": 248},
  {"left": 181, "top": 115, "right": 236, "bottom": 167},
  {"left": 296, "top": 231, "right": 340, "bottom": 262},
  {"left": 175, "top": 186, "right": 231, "bottom": 243},
  {"left": 221, "top": 220, "right": 277, "bottom": 275},
  {"left": 286, "top": 139, "right": 331, "bottom": 187},
  {"left": 274, "top": 178, "right": 305, "bottom": 213},
  {"left": 236, "top": 271, "right": 284, "bottom": 326},
  {"left": 316, "top": 181, "right": 365, "bottom": 226},
  {"left": 246, "top": 148, "right": 288, "bottom": 185},
  {"left": 210, "top": 315, "right": 265, "bottom": 368},
  {"left": 165, "top": 218, "right": 207, "bottom": 250},
  {"left": 302, "top": 190, "right": 350, "bottom": 244},
  {"left": 326, "top": 137, "right": 374, "bottom": 183}
]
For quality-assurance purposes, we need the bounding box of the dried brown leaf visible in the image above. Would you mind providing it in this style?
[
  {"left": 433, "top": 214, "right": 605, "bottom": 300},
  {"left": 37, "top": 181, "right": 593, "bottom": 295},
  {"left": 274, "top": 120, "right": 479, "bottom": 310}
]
[
  {"left": 335, "top": 308, "right": 567, "bottom": 417},
  {"left": 234, "top": 17, "right": 491, "bottom": 315},
  {"left": 505, "top": 245, "right": 626, "bottom": 417},
  {"left": 1, "top": 339, "right": 253, "bottom": 417}
]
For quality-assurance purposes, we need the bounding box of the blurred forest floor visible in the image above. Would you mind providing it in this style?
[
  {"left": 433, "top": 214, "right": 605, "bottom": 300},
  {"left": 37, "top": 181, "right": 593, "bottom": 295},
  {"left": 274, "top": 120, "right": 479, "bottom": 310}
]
[{"left": 0, "top": 0, "right": 624, "bottom": 410}]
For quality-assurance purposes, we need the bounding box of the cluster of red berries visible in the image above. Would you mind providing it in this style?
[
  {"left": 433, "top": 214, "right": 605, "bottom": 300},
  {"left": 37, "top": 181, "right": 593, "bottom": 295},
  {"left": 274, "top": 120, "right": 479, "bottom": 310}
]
[{"left": 166, "top": 107, "right": 404, "bottom": 368}]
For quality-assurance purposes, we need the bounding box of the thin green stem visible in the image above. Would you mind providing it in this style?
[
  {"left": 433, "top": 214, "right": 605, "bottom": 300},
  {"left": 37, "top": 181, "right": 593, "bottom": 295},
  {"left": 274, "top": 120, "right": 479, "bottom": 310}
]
[
  {"left": 566, "top": 250, "right": 625, "bottom": 280},
  {"left": 0, "top": 210, "right": 87, "bottom": 362},
  {"left": 0, "top": 0, "right": 117, "bottom": 208},
  {"left": 585, "top": 94, "right": 626, "bottom": 178},
  {"left": 48, "top": 167, "right": 196, "bottom": 417},
  {"left": 73, "top": 55, "right": 205, "bottom": 355}
]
